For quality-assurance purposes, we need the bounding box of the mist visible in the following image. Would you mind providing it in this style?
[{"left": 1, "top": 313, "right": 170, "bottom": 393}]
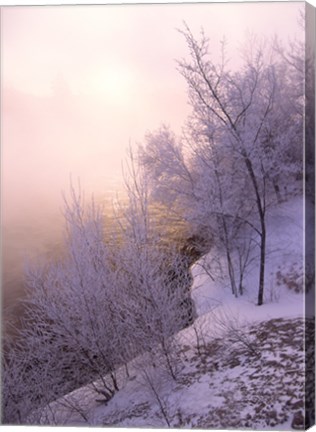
[{"left": 1, "top": 2, "right": 302, "bottom": 316}]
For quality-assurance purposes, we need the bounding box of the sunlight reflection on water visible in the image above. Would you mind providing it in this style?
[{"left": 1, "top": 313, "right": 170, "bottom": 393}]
[{"left": 2, "top": 183, "right": 124, "bottom": 332}]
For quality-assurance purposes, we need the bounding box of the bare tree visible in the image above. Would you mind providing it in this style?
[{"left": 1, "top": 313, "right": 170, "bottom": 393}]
[
  {"left": 139, "top": 124, "right": 256, "bottom": 299},
  {"left": 211, "top": 308, "right": 260, "bottom": 358},
  {"left": 111, "top": 152, "right": 195, "bottom": 380},
  {"left": 177, "top": 25, "right": 303, "bottom": 305},
  {"left": 3, "top": 166, "right": 196, "bottom": 424},
  {"left": 2, "top": 185, "right": 125, "bottom": 424}
]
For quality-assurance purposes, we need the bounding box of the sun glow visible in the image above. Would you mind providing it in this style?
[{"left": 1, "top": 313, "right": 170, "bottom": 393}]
[{"left": 86, "top": 65, "right": 134, "bottom": 104}]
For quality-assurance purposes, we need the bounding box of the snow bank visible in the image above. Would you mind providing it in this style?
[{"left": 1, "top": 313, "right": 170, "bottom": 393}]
[{"left": 191, "top": 197, "right": 305, "bottom": 323}]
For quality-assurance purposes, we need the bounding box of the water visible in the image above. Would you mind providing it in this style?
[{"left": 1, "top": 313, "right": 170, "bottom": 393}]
[
  {"left": 2, "top": 209, "right": 63, "bottom": 334},
  {"left": 1, "top": 182, "right": 196, "bottom": 344},
  {"left": 2, "top": 183, "right": 124, "bottom": 338}
]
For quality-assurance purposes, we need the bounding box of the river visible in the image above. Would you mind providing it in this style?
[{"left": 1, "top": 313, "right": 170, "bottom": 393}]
[
  {"left": 2, "top": 184, "right": 126, "bottom": 339},
  {"left": 2, "top": 188, "right": 197, "bottom": 341}
]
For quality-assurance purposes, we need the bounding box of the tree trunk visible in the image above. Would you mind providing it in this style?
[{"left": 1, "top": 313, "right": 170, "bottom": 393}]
[
  {"left": 226, "top": 249, "right": 238, "bottom": 297},
  {"left": 161, "top": 340, "right": 177, "bottom": 381},
  {"left": 110, "top": 371, "right": 119, "bottom": 392},
  {"left": 273, "top": 179, "right": 282, "bottom": 203},
  {"left": 238, "top": 277, "right": 243, "bottom": 296},
  {"left": 257, "top": 222, "right": 266, "bottom": 306},
  {"left": 214, "top": 164, "right": 238, "bottom": 298},
  {"left": 244, "top": 155, "right": 266, "bottom": 305}
]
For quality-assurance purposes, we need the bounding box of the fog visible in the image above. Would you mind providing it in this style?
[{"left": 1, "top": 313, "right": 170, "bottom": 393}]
[{"left": 1, "top": 2, "right": 301, "bottom": 317}]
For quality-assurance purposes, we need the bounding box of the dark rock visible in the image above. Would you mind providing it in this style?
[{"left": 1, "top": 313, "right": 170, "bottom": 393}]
[{"left": 291, "top": 410, "right": 305, "bottom": 430}]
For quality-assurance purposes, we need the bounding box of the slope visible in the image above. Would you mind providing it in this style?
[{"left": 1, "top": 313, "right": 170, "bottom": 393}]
[{"left": 35, "top": 196, "right": 312, "bottom": 429}]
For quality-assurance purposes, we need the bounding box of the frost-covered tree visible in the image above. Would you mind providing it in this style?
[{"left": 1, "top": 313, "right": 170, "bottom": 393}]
[
  {"left": 111, "top": 151, "right": 195, "bottom": 379},
  {"left": 2, "top": 185, "right": 123, "bottom": 424},
  {"left": 2, "top": 169, "right": 195, "bottom": 424},
  {"left": 190, "top": 134, "right": 258, "bottom": 297},
  {"left": 177, "top": 25, "right": 303, "bottom": 305},
  {"left": 140, "top": 125, "right": 258, "bottom": 298},
  {"left": 140, "top": 26, "right": 303, "bottom": 305},
  {"left": 139, "top": 126, "right": 213, "bottom": 253}
]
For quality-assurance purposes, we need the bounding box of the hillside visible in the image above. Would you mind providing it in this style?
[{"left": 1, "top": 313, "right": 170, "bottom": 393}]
[{"left": 31, "top": 197, "right": 313, "bottom": 429}]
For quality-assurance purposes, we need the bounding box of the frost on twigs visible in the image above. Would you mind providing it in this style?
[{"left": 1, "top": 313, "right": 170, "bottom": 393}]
[
  {"left": 2, "top": 166, "right": 196, "bottom": 425},
  {"left": 210, "top": 308, "right": 261, "bottom": 359},
  {"left": 140, "top": 23, "right": 304, "bottom": 306}
]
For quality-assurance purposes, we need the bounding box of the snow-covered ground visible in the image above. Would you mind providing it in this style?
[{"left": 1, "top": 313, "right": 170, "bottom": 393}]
[
  {"left": 34, "top": 197, "right": 312, "bottom": 430},
  {"left": 191, "top": 196, "right": 305, "bottom": 323}
]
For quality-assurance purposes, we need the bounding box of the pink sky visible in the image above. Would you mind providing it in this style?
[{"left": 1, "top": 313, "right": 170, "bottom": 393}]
[
  {"left": 0, "top": 2, "right": 306, "bottom": 312},
  {"left": 1, "top": 2, "right": 303, "bottom": 224}
]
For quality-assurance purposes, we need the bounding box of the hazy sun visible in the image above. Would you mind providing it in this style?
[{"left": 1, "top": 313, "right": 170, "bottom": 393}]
[{"left": 87, "top": 65, "right": 134, "bottom": 104}]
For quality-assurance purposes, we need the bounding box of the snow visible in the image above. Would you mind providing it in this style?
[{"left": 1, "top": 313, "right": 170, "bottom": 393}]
[
  {"left": 33, "top": 197, "right": 311, "bottom": 430},
  {"left": 191, "top": 196, "right": 304, "bottom": 325}
]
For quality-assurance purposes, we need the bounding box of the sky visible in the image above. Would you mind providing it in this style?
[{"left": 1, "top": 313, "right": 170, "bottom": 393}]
[
  {"left": 1, "top": 2, "right": 303, "bottom": 221},
  {"left": 0, "top": 1, "right": 304, "bottom": 275},
  {"left": 0, "top": 4, "right": 311, "bottom": 431}
]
